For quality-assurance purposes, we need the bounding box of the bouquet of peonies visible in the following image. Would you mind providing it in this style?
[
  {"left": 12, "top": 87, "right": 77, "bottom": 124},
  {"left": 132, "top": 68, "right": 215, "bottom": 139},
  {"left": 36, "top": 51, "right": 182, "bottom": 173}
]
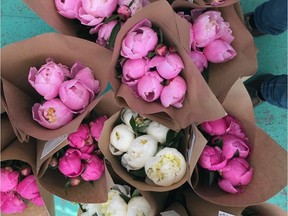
[
  {"left": 79, "top": 184, "right": 151, "bottom": 216},
  {"left": 29, "top": 58, "right": 100, "bottom": 129},
  {"left": 54, "top": 0, "right": 149, "bottom": 49},
  {"left": 198, "top": 114, "right": 253, "bottom": 194},
  {"left": 0, "top": 161, "right": 44, "bottom": 214}
]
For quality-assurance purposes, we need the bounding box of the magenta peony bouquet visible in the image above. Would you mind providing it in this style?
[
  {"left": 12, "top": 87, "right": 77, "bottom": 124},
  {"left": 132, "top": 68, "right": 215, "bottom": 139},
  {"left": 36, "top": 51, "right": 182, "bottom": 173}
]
[
  {"left": 54, "top": 0, "right": 149, "bottom": 49},
  {"left": 177, "top": 9, "right": 237, "bottom": 73},
  {"left": 49, "top": 115, "right": 107, "bottom": 189},
  {"left": 116, "top": 19, "right": 187, "bottom": 108},
  {"left": 28, "top": 59, "right": 100, "bottom": 129},
  {"left": 0, "top": 161, "right": 44, "bottom": 214},
  {"left": 198, "top": 114, "right": 253, "bottom": 194}
]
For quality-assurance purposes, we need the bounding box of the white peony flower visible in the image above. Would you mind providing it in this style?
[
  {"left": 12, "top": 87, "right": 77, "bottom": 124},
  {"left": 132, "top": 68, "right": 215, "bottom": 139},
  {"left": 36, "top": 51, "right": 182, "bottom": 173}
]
[
  {"left": 121, "top": 108, "right": 138, "bottom": 127},
  {"left": 110, "top": 124, "right": 135, "bottom": 155},
  {"left": 146, "top": 121, "right": 169, "bottom": 144},
  {"left": 127, "top": 196, "right": 151, "bottom": 216},
  {"left": 99, "top": 190, "right": 127, "bottom": 216},
  {"left": 81, "top": 203, "right": 101, "bottom": 216},
  {"left": 121, "top": 135, "right": 158, "bottom": 171},
  {"left": 145, "top": 147, "right": 187, "bottom": 186}
]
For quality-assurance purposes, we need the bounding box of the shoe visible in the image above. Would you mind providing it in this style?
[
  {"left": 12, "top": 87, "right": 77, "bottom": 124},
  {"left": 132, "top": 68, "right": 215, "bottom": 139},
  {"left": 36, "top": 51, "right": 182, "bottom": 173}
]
[
  {"left": 244, "top": 12, "right": 266, "bottom": 37},
  {"left": 244, "top": 74, "right": 273, "bottom": 107}
]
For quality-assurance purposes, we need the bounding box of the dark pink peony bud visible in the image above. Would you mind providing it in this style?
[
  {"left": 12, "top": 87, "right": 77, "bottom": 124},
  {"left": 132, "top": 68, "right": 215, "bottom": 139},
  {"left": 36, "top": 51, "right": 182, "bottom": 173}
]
[{"left": 117, "top": 5, "right": 132, "bottom": 21}]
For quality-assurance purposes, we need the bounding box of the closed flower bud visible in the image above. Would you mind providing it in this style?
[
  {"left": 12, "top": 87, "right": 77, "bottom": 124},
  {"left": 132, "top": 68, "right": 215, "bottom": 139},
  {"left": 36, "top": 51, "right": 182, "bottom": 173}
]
[{"left": 146, "top": 121, "right": 169, "bottom": 144}]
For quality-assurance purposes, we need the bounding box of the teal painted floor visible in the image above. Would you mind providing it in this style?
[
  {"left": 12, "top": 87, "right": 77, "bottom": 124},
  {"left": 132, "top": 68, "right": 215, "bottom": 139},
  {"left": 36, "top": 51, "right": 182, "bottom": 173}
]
[{"left": 1, "top": 0, "right": 287, "bottom": 215}]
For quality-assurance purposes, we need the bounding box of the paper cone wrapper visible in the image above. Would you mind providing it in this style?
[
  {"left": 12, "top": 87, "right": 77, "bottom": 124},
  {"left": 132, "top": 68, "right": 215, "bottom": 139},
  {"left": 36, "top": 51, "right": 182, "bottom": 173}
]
[
  {"left": 1, "top": 114, "right": 16, "bottom": 151},
  {"left": 1, "top": 202, "right": 52, "bottom": 216},
  {"left": 108, "top": 0, "right": 226, "bottom": 131},
  {"left": 245, "top": 202, "right": 287, "bottom": 216},
  {"left": 98, "top": 109, "right": 207, "bottom": 192},
  {"left": 172, "top": 0, "right": 258, "bottom": 102},
  {"left": 36, "top": 92, "right": 120, "bottom": 203},
  {"left": 1, "top": 32, "right": 113, "bottom": 142},
  {"left": 192, "top": 79, "right": 287, "bottom": 206},
  {"left": 1, "top": 102, "right": 5, "bottom": 114},
  {"left": 1, "top": 139, "right": 55, "bottom": 216},
  {"left": 161, "top": 202, "right": 189, "bottom": 216}
]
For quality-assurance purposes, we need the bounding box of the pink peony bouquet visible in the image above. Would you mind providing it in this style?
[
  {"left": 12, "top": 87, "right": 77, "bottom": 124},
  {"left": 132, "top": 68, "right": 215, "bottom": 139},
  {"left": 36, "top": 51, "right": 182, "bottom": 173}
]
[
  {"left": 177, "top": 9, "right": 237, "bottom": 73},
  {"left": 49, "top": 115, "right": 107, "bottom": 189},
  {"left": 29, "top": 58, "right": 100, "bottom": 129},
  {"left": 0, "top": 161, "right": 44, "bottom": 214},
  {"left": 54, "top": 0, "right": 149, "bottom": 49},
  {"left": 116, "top": 19, "right": 187, "bottom": 108},
  {"left": 197, "top": 114, "right": 253, "bottom": 194}
]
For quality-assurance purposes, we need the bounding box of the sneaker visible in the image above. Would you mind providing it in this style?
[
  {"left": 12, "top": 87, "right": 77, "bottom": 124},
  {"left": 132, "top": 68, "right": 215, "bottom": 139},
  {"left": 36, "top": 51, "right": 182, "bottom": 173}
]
[{"left": 244, "top": 12, "right": 266, "bottom": 37}]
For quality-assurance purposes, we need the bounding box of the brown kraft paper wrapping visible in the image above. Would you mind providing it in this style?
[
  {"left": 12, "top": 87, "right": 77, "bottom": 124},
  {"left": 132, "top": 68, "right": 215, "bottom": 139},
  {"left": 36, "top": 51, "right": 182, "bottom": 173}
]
[
  {"left": 1, "top": 32, "right": 113, "bottom": 142},
  {"left": 108, "top": 0, "right": 226, "bottom": 131},
  {"left": 36, "top": 92, "right": 120, "bottom": 203},
  {"left": 245, "top": 202, "right": 287, "bottom": 216},
  {"left": 98, "top": 109, "right": 207, "bottom": 192},
  {"left": 1, "top": 138, "right": 55, "bottom": 216},
  {"left": 161, "top": 202, "right": 189, "bottom": 216},
  {"left": 172, "top": 0, "right": 258, "bottom": 102},
  {"left": 192, "top": 79, "right": 287, "bottom": 206},
  {"left": 1, "top": 114, "right": 16, "bottom": 151}
]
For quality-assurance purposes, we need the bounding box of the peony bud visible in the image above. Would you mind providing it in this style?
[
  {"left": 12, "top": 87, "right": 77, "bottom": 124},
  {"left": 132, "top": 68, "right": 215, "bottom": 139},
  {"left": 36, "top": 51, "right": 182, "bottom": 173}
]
[
  {"left": 198, "top": 146, "right": 227, "bottom": 171},
  {"left": 224, "top": 115, "right": 247, "bottom": 140},
  {"left": 20, "top": 166, "right": 32, "bottom": 177},
  {"left": 89, "top": 116, "right": 108, "bottom": 142},
  {"left": 201, "top": 118, "right": 228, "bottom": 136},
  {"left": 68, "top": 124, "right": 91, "bottom": 149},
  {"left": 117, "top": 5, "right": 132, "bottom": 21},
  {"left": 16, "top": 175, "right": 41, "bottom": 200},
  {"left": 55, "top": 0, "right": 80, "bottom": 19},
  {"left": 155, "top": 44, "right": 169, "bottom": 56},
  {"left": 81, "top": 155, "right": 105, "bottom": 181},
  {"left": 31, "top": 195, "right": 45, "bottom": 206},
  {"left": 1, "top": 191, "right": 27, "bottom": 214},
  {"left": 49, "top": 157, "right": 58, "bottom": 167},
  {"left": 122, "top": 58, "right": 148, "bottom": 87},
  {"left": 146, "top": 121, "right": 169, "bottom": 144},
  {"left": 189, "top": 50, "right": 208, "bottom": 73},
  {"left": 221, "top": 135, "right": 250, "bottom": 159},
  {"left": 70, "top": 177, "right": 81, "bottom": 187},
  {"left": 0, "top": 168, "right": 19, "bottom": 192},
  {"left": 127, "top": 196, "right": 151, "bottom": 216}
]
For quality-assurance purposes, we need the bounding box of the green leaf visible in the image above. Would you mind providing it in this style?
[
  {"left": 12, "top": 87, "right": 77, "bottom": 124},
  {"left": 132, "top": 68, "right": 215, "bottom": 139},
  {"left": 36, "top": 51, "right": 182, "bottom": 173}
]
[
  {"left": 202, "top": 67, "right": 209, "bottom": 83},
  {"left": 129, "top": 116, "right": 138, "bottom": 134},
  {"left": 158, "top": 28, "right": 163, "bottom": 44},
  {"left": 165, "top": 130, "right": 176, "bottom": 147},
  {"left": 131, "top": 189, "right": 141, "bottom": 198},
  {"left": 233, "top": 149, "right": 240, "bottom": 157},
  {"left": 148, "top": 51, "right": 156, "bottom": 58},
  {"left": 137, "top": 125, "right": 148, "bottom": 134},
  {"left": 79, "top": 204, "right": 87, "bottom": 213},
  {"left": 208, "top": 171, "right": 215, "bottom": 187},
  {"left": 129, "top": 168, "right": 146, "bottom": 178},
  {"left": 92, "top": 213, "right": 99, "bottom": 216},
  {"left": 109, "top": 21, "right": 121, "bottom": 49},
  {"left": 104, "top": 14, "right": 119, "bottom": 24},
  {"left": 212, "top": 138, "right": 223, "bottom": 148},
  {"left": 64, "top": 181, "right": 71, "bottom": 195},
  {"left": 119, "top": 193, "right": 131, "bottom": 204}
]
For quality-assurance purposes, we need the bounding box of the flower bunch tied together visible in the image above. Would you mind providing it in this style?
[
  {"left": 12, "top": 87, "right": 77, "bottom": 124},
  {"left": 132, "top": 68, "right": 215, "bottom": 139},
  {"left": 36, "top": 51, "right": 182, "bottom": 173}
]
[
  {"left": 0, "top": 161, "right": 44, "bottom": 214},
  {"left": 117, "top": 19, "right": 187, "bottom": 108},
  {"left": 177, "top": 9, "right": 237, "bottom": 73},
  {"left": 198, "top": 114, "right": 253, "bottom": 194},
  {"left": 55, "top": 0, "right": 149, "bottom": 49},
  {"left": 49, "top": 115, "right": 107, "bottom": 190},
  {"left": 29, "top": 58, "right": 100, "bottom": 129},
  {"left": 80, "top": 184, "right": 151, "bottom": 216},
  {"left": 109, "top": 108, "right": 187, "bottom": 187}
]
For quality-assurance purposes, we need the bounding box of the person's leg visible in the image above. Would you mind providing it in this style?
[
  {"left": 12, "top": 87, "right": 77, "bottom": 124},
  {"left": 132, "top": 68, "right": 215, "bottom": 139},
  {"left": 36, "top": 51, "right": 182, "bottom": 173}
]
[
  {"left": 260, "top": 74, "right": 287, "bottom": 108},
  {"left": 253, "top": 0, "right": 287, "bottom": 35}
]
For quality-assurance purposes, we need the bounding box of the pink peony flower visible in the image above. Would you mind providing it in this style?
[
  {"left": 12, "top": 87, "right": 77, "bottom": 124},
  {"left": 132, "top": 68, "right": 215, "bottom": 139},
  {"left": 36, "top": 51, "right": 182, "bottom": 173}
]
[
  {"left": 118, "top": 0, "right": 147, "bottom": 15},
  {"left": 58, "top": 148, "right": 84, "bottom": 178},
  {"left": 31, "top": 195, "right": 45, "bottom": 206},
  {"left": 20, "top": 167, "right": 32, "bottom": 177},
  {"left": 149, "top": 53, "right": 184, "bottom": 79},
  {"left": 79, "top": 144, "right": 95, "bottom": 160},
  {"left": 117, "top": 5, "right": 131, "bottom": 20},
  {"left": 81, "top": 155, "right": 105, "bottom": 181},
  {"left": 218, "top": 158, "right": 253, "bottom": 194},
  {"left": 160, "top": 76, "right": 187, "bottom": 108},
  {"left": 92, "top": 20, "right": 118, "bottom": 47},
  {"left": 121, "top": 19, "right": 158, "bottom": 59},
  {"left": 16, "top": 175, "right": 40, "bottom": 200},
  {"left": 76, "top": 2, "right": 104, "bottom": 26},
  {"left": 224, "top": 115, "right": 247, "bottom": 140},
  {"left": 74, "top": 67, "right": 100, "bottom": 95},
  {"left": 189, "top": 50, "right": 208, "bottom": 73},
  {"left": 54, "top": 0, "right": 80, "bottom": 19},
  {"left": 81, "top": 0, "right": 118, "bottom": 18},
  {"left": 32, "top": 98, "right": 73, "bottom": 129},
  {"left": 218, "top": 21, "right": 234, "bottom": 44},
  {"left": 28, "top": 60, "right": 67, "bottom": 100},
  {"left": 198, "top": 146, "right": 227, "bottom": 171},
  {"left": 89, "top": 115, "right": 108, "bottom": 141},
  {"left": 1, "top": 191, "right": 27, "bottom": 214},
  {"left": 122, "top": 58, "right": 148, "bottom": 86},
  {"left": 68, "top": 124, "right": 92, "bottom": 149},
  {"left": 201, "top": 118, "right": 228, "bottom": 136},
  {"left": 137, "top": 71, "right": 163, "bottom": 102},
  {"left": 0, "top": 168, "right": 19, "bottom": 192},
  {"left": 203, "top": 39, "right": 237, "bottom": 63},
  {"left": 221, "top": 135, "right": 250, "bottom": 159},
  {"left": 59, "top": 79, "right": 94, "bottom": 113}
]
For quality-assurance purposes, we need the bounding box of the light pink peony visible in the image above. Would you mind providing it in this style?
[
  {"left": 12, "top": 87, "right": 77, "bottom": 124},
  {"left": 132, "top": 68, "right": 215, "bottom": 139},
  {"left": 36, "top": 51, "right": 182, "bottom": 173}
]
[
  {"left": 0, "top": 168, "right": 19, "bottom": 192},
  {"left": 68, "top": 124, "right": 92, "bottom": 149},
  {"left": 118, "top": 0, "right": 147, "bottom": 15},
  {"left": 32, "top": 98, "right": 73, "bottom": 129},
  {"left": 54, "top": 0, "right": 80, "bottom": 19},
  {"left": 1, "top": 191, "right": 27, "bottom": 214},
  {"left": 89, "top": 115, "right": 108, "bottom": 141},
  {"left": 137, "top": 71, "right": 163, "bottom": 102},
  {"left": 59, "top": 79, "right": 94, "bottom": 113},
  {"left": 121, "top": 20, "right": 158, "bottom": 59},
  {"left": 28, "top": 60, "right": 67, "bottom": 100},
  {"left": 201, "top": 118, "right": 228, "bottom": 136},
  {"left": 218, "top": 21, "right": 234, "bottom": 44},
  {"left": 149, "top": 53, "right": 184, "bottom": 79},
  {"left": 81, "top": 155, "right": 105, "bottom": 181},
  {"left": 224, "top": 115, "right": 247, "bottom": 140},
  {"left": 81, "top": 0, "right": 118, "bottom": 18},
  {"left": 58, "top": 148, "right": 84, "bottom": 178},
  {"left": 198, "top": 146, "right": 227, "bottom": 171},
  {"left": 160, "top": 76, "right": 187, "bottom": 108},
  {"left": 122, "top": 58, "right": 148, "bottom": 86},
  {"left": 203, "top": 39, "right": 237, "bottom": 63},
  {"left": 221, "top": 135, "right": 250, "bottom": 159},
  {"left": 76, "top": 2, "right": 104, "bottom": 26},
  {"left": 16, "top": 175, "right": 40, "bottom": 200},
  {"left": 117, "top": 5, "right": 131, "bottom": 20},
  {"left": 92, "top": 20, "right": 118, "bottom": 47},
  {"left": 189, "top": 50, "right": 208, "bottom": 73},
  {"left": 74, "top": 67, "right": 100, "bottom": 95},
  {"left": 218, "top": 158, "right": 253, "bottom": 194},
  {"left": 31, "top": 195, "right": 45, "bottom": 206}
]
